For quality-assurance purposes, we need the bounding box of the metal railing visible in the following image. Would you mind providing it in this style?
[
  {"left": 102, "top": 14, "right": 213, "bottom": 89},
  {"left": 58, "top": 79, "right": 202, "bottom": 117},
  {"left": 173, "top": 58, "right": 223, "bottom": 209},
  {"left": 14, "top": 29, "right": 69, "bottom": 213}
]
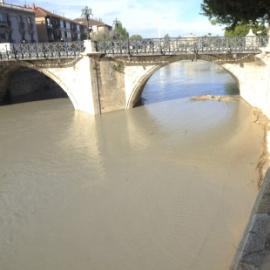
[
  {"left": 0, "top": 36, "right": 268, "bottom": 62},
  {"left": 96, "top": 36, "right": 269, "bottom": 56},
  {"left": 0, "top": 41, "right": 85, "bottom": 61}
]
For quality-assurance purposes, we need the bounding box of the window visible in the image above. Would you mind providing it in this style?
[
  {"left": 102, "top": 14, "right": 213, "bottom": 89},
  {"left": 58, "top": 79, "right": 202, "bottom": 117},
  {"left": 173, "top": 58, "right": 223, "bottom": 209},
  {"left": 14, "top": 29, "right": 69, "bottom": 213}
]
[
  {"left": 65, "top": 21, "right": 70, "bottom": 29},
  {"left": 66, "top": 31, "right": 71, "bottom": 38},
  {"left": 52, "top": 19, "right": 58, "bottom": 26},
  {"left": 46, "top": 18, "right": 52, "bottom": 28},
  {"left": 76, "top": 24, "right": 80, "bottom": 31},
  {"left": 60, "top": 20, "right": 64, "bottom": 27},
  {"left": 27, "top": 17, "right": 31, "bottom": 26},
  {"left": 18, "top": 16, "right": 24, "bottom": 28},
  {"left": 0, "top": 12, "right": 7, "bottom": 24},
  {"left": 0, "top": 33, "right": 6, "bottom": 40}
]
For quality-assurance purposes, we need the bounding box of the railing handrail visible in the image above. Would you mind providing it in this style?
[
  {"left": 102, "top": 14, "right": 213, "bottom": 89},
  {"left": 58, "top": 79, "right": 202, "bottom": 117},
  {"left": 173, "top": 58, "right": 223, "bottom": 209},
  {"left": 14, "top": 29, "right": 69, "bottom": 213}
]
[
  {"left": 95, "top": 35, "right": 269, "bottom": 56},
  {"left": 0, "top": 41, "right": 85, "bottom": 61},
  {"left": 0, "top": 35, "right": 268, "bottom": 61}
]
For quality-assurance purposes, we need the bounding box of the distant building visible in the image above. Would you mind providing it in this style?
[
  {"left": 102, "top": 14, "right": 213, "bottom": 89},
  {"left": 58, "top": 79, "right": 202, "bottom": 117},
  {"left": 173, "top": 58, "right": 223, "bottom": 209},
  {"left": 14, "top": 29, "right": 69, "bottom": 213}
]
[
  {"left": 74, "top": 17, "right": 112, "bottom": 40},
  {"left": 0, "top": 0, "right": 38, "bottom": 43},
  {"left": 30, "top": 4, "right": 84, "bottom": 42}
]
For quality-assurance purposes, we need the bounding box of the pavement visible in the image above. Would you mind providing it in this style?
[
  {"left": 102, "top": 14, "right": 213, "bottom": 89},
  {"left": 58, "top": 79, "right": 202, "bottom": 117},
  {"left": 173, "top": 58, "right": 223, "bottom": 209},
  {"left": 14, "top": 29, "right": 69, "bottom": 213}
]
[{"left": 230, "top": 169, "right": 270, "bottom": 270}]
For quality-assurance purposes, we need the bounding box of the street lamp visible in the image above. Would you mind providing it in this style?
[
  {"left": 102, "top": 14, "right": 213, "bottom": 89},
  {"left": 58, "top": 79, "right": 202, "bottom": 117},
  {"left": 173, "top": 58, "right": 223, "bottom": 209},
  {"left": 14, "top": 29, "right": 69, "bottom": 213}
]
[{"left": 81, "top": 6, "right": 92, "bottom": 39}]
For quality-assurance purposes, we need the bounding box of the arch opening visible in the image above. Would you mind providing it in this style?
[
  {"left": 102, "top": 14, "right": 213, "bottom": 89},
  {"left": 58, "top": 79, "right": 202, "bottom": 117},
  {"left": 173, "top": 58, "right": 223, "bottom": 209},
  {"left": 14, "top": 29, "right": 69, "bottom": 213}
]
[
  {"left": 0, "top": 66, "right": 69, "bottom": 106},
  {"left": 131, "top": 59, "right": 239, "bottom": 107}
]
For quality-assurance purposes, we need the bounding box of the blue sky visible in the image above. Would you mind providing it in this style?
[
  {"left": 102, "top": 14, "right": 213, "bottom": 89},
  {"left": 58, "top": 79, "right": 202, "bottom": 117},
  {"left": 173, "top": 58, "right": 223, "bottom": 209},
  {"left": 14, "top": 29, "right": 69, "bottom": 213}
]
[{"left": 9, "top": 0, "right": 225, "bottom": 37}]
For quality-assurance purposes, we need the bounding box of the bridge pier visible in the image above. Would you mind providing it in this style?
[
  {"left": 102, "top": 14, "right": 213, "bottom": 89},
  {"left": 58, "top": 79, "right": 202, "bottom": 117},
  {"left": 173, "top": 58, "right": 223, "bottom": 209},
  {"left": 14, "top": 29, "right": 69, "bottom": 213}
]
[
  {"left": 220, "top": 51, "right": 270, "bottom": 119},
  {"left": 95, "top": 57, "right": 161, "bottom": 113},
  {"left": 32, "top": 41, "right": 102, "bottom": 115}
]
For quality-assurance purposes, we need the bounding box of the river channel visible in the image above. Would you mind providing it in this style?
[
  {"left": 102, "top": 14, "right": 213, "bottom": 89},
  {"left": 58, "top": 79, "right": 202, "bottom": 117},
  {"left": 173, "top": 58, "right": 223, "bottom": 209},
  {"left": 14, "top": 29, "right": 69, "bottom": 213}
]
[{"left": 0, "top": 61, "right": 267, "bottom": 270}]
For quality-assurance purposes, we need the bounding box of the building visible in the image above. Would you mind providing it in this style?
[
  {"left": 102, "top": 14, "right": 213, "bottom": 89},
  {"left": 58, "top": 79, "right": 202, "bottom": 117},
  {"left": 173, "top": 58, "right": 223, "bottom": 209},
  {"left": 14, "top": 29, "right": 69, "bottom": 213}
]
[
  {"left": 74, "top": 17, "right": 112, "bottom": 40},
  {"left": 30, "top": 4, "right": 84, "bottom": 42},
  {"left": 0, "top": 0, "right": 38, "bottom": 43}
]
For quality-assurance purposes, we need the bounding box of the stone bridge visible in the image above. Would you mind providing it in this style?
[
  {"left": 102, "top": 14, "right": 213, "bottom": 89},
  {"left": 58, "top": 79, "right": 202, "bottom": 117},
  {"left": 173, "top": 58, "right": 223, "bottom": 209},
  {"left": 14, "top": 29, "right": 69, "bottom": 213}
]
[{"left": 1, "top": 36, "right": 270, "bottom": 118}]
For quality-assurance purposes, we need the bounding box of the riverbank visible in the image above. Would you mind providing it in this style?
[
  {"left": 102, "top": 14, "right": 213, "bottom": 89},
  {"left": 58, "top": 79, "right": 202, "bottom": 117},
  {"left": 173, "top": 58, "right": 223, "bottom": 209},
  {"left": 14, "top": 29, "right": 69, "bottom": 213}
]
[{"left": 191, "top": 95, "right": 270, "bottom": 270}]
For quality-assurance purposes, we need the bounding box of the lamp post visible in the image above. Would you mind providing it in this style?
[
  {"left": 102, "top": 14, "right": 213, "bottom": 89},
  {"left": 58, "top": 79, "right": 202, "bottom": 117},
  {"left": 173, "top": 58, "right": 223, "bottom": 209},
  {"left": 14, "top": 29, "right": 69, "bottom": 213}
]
[{"left": 81, "top": 6, "right": 92, "bottom": 39}]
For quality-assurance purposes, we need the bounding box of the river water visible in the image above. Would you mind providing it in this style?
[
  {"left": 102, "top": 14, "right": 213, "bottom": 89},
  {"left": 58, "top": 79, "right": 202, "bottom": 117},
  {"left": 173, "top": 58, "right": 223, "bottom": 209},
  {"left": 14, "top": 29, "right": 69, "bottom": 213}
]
[{"left": 0, "top": 61, "right": 267, "bottom": 270}]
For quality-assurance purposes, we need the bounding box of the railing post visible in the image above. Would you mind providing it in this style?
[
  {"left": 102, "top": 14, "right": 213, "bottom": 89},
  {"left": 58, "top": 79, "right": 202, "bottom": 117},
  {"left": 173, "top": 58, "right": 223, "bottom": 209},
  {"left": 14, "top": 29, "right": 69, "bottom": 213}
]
[
  {"left": 35, "top": 43, "right": 38, "bottom": 58},
  {"left": 19, "top": 43, "right": 23, "bottom": 59},
  {"left": 12, "top": 44, "right": 17, "bottom": 60},
  {"left": 5, "top": 44, "right": 9, "bottom": 60},
  {"left": 42, "top": 44, "right": 46, "bottom": 58},
  {"left": 50, "top": 44, "right": 54, "bottom": 58},
  {"left": 194, "top": 42, "right": 198, "bottom": 54},
  {"left": 128, "top": 38, "right": 130, "bottom": 55},
  {"left": 58, "top": 43, "right": 61, "bottom": 58},
  {"left": 65, "top": 43, "right": 68, "bottom": 57},
  {"left": 27, "top": 44, "right": 31, "bottom": 58}
]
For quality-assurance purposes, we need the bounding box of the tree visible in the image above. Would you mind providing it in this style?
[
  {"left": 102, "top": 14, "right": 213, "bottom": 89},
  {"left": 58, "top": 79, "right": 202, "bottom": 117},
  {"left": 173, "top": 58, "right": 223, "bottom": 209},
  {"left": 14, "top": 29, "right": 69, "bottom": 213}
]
[
  {"left": 163, "top": 34, "right": 170, "bottom": 47},
  {"left": 113, "top": 18, "right": 129, "bottom": 40},
  {"left": 201, "top": 0, "right": 270, "bottom": 30},
  {"left": 225, "top": 22, "right": 268, "bottom": 37},
  {"left": 164, "top": 33, "right": 170, "bottom": 39},
  {"left": 129, "top": 35, "right": 143, "bottom": 41}
]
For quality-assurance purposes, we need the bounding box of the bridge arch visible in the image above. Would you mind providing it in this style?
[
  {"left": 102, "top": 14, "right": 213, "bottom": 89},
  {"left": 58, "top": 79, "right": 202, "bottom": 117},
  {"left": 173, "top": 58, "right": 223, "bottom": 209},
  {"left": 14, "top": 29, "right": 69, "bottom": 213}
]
[
  {"left": 18, "top": 62, "right": 79, "bottom": 108},
  {"left": 32, "top": 68, "right": 78, "bottom": 109},
  {"left": 125, "top": 54, "right": 245, "bottom": 108},
  {"left": 0, "top": 61, "right": 78, "bottom": 109}
]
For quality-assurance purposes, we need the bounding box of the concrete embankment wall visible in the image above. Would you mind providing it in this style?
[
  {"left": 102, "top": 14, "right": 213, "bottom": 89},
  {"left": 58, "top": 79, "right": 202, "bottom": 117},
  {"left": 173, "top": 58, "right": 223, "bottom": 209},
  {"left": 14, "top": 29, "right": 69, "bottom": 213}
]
[{"left": 231, "top": 166, "right": 270, "bottom": 269}]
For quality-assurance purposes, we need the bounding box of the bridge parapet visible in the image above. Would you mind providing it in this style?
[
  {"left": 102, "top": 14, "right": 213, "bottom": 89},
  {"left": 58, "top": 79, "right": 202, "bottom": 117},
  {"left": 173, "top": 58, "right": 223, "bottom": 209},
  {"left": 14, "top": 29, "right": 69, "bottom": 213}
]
[
  {"left": 0, "top": 36, "right": 268, "bottom": 62},
  {"left": 96, "top": 36, "right": 269, "bottom": 56},
  {"left": 0, "top": 41, "right": 85, "bottom": 61}
]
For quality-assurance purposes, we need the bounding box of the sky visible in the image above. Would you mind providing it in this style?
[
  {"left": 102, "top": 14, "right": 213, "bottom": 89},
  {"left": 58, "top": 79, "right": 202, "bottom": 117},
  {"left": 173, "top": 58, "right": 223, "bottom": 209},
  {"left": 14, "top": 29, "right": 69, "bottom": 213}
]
[{"left": 9, "top": 0, "right": 225, "bottom": 38}]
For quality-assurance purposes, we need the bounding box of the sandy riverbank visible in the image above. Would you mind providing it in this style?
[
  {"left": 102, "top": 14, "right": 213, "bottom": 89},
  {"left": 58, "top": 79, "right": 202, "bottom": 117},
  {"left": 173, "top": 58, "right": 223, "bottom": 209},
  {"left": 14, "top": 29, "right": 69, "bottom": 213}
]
[{"left": 191, "top": 95, "right": 270, "bottom": 269}]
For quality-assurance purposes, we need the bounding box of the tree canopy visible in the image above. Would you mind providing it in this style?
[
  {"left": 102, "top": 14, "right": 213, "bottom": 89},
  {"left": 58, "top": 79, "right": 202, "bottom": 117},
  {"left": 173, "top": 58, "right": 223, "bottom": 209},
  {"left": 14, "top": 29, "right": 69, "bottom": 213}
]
[
  {"left": 201, "top": 0, "right": 270, "bottom": 30},
  {"left": 225, "top": 22, "right": 267, "bottom": 37},
  {"left": 113, "top": 18, "right": 129, "bottom": 40},
  {"left": 129, "top": 35, "right": 143, "bottom": 41}
]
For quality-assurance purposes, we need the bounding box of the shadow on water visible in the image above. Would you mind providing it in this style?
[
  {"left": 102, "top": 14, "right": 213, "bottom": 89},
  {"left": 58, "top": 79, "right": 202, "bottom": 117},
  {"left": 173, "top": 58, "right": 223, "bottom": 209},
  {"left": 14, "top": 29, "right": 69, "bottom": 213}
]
[
  {"left": 0, "top": 67, "right": 68, "bottom": 106},
  {"left": 137, "top": 60, "right": 239, "bottom": 106}
]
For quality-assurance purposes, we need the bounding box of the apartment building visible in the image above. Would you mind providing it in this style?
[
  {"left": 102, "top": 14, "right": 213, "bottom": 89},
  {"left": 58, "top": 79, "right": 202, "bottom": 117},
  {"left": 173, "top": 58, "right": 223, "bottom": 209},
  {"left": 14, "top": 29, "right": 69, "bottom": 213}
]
[
  {"left": 0, "top": 0, "right": 38, "bottom": 43},
  {"left": 30, "top": 4, "right": 84, "bottom": 42},
  {"left": 74, "top": 17, "right": 112, "bottom": 40}
]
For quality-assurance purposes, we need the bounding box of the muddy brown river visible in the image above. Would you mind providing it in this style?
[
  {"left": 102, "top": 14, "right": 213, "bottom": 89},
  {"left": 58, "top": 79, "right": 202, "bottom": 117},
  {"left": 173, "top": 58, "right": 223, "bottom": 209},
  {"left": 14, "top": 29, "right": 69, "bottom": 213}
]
[{"left": 0, "top": 61, "right": 267, "bottom": 270}]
